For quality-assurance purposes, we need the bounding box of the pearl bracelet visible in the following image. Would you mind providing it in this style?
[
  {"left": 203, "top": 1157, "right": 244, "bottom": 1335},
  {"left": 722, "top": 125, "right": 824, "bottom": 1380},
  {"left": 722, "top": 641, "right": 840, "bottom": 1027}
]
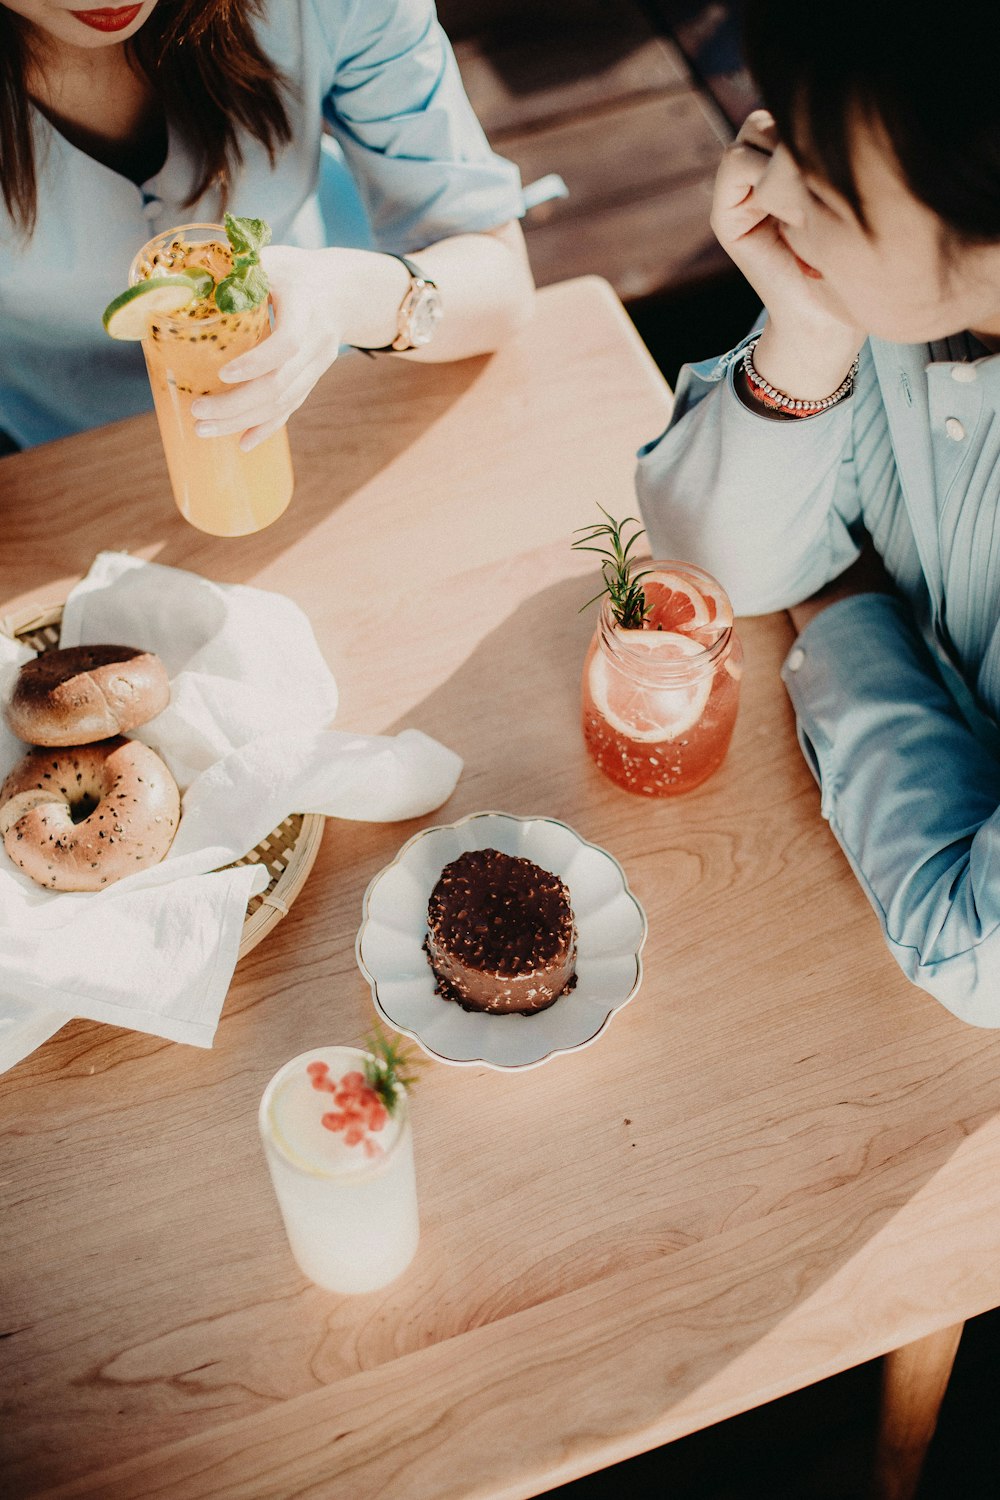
[{"left": 741, "top": 336, "right": 859, "bottom": 417}]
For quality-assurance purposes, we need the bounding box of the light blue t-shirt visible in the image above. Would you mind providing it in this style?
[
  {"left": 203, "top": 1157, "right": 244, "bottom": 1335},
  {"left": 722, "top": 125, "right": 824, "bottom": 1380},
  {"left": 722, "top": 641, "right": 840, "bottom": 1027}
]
[
  {"left": 0, "top": 0, "right": 524, "bottom": 447},
  {"left": 637, "top": 327, "right": 1000, "bottom": 1026}
]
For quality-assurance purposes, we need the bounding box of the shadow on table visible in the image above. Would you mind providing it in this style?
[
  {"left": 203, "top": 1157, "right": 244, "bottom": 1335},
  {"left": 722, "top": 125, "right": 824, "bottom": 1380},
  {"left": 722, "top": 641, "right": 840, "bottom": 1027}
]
[{"left": 0, "top": 349, "right": 490, "bottom": 602}]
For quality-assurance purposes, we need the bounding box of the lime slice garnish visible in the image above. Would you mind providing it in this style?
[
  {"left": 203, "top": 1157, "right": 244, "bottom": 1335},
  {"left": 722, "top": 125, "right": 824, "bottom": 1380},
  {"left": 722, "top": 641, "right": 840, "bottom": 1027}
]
[{"left": 102, "top": 271, "right": 213, "bottom": 340}]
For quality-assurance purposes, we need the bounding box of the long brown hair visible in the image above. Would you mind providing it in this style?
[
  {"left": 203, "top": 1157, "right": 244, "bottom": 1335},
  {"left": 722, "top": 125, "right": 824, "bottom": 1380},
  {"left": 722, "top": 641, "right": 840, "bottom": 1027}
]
[{"left": 0, "top": 0, "right": 293, "bottom": 235}]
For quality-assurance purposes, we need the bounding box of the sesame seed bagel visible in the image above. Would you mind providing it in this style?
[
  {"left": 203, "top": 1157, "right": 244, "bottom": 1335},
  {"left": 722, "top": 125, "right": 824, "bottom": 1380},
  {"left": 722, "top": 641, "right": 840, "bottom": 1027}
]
[
  {"left": 5, "top": 644, "right": 170, "bottom": 747},
  {"left": 0, "top": 738, "right": 180, "bottom": 891}
]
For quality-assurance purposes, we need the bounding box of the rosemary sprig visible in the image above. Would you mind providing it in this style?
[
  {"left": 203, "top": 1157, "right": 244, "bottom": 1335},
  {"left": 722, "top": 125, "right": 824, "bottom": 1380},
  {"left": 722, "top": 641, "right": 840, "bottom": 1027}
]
[
  {"left": 572, "top": 505, "right": 651, "bottom": 628},
  {"left": 362, "top": 1025, "right": 423, "bottom": 1116}
]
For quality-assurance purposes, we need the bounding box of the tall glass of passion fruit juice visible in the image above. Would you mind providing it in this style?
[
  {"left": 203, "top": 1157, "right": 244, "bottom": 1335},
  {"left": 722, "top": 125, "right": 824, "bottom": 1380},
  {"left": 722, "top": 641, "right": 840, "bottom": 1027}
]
[{"left": 123, "top": 220, "right": 294, "bottom": 536}]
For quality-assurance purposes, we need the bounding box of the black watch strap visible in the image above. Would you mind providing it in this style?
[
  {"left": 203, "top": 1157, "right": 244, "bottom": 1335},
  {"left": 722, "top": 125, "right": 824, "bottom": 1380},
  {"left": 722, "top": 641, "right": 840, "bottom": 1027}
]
[{"left": 357, "top": 253, "right": 438, "bottom": 356}]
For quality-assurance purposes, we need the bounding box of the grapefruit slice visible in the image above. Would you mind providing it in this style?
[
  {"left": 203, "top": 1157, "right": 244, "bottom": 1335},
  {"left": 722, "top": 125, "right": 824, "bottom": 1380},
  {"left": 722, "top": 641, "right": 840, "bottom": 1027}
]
[
  {"left": 687, "top": 571, "right": 733, "bottom": 628},
  {"left": 639, "top": 569, "right": 711, "bottom": 633},
  {"left": 650, "top": 567, "right": 735, "bottom": 647},
  {"left": 589, "top": 630, "right": 711, "bottom": 742}
]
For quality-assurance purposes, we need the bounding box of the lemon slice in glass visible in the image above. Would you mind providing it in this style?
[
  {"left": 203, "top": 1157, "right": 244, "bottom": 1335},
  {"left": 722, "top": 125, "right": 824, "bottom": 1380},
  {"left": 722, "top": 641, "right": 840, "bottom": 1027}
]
[{"left": 102, "top": 271, "right": 213, "bottom": 340}]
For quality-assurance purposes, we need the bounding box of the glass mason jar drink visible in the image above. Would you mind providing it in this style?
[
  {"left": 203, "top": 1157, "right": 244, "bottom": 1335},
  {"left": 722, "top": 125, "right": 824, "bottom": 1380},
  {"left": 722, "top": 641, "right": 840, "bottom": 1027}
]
[
  {"left": 130, "top": 223, "right": 294, "bottom": 536},
  {"left": 581, "top": 561, "right": 742, "bottom": 796},
  {"left": 259, "top": 1046, "right": 419, "bottom": 1295}
]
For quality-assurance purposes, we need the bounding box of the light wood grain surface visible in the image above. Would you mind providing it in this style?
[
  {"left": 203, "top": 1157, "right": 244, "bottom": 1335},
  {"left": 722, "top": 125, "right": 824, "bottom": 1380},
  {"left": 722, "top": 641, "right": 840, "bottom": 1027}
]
[{"left": 3, "top": 279, "right": 1000, "bottom": 1500}]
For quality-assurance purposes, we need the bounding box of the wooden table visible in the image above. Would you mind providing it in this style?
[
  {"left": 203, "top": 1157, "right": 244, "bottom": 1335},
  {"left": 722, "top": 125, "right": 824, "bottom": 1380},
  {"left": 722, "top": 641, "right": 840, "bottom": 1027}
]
[{"left": 2, "top": 278, "right": 999, "bottom": 1500}]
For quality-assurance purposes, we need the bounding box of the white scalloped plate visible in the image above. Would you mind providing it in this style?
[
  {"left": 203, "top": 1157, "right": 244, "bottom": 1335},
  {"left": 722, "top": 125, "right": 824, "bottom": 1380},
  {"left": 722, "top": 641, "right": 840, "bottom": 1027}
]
[{"left": 355, "top": 811, "right": 647, "bottom": 1070}]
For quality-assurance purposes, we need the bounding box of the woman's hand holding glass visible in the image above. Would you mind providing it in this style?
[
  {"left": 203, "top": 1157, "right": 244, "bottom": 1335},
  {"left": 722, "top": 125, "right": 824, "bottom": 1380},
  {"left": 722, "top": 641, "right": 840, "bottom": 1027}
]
[
  {"left": 191, "top": 224, "right": 533, "bottom": 451},
  {"left": 190, "top": 245, "right": 401, "bottom": 452}
]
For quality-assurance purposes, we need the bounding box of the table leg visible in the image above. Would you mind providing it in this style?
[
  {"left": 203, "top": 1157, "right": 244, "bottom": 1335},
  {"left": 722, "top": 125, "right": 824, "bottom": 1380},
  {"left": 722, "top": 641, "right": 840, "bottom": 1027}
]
[{"left": 871, "top": 1321, "right": 964, "bottom": 1500}]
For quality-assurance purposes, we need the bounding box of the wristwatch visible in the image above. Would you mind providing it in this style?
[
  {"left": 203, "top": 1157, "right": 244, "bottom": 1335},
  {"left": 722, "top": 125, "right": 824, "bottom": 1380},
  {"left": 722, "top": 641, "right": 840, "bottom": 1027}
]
[{"left": 372, "top": 254, "right": 443, "bottom": 352}]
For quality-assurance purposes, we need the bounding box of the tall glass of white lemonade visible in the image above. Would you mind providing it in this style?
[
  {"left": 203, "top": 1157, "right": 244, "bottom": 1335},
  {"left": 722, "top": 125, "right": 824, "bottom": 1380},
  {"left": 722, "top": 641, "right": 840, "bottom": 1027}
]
[
  {"left": 128, "top": 222, "right": 294, "bottom": 536},
  {"left": 258, "top": 1045, "right": 420, "bottom": 1295}
]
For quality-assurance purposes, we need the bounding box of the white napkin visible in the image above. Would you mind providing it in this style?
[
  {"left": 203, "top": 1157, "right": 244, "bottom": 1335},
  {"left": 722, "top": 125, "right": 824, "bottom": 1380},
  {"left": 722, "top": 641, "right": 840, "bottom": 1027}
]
[{"left": 0, "top": 552, "right": 462, "bottom": 1071}]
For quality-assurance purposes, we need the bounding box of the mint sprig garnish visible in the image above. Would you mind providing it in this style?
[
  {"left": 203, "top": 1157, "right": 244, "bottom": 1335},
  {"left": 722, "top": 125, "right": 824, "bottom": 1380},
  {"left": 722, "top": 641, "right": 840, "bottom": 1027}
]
[
  {"left": 214, "top": 212, "right": 272, "bottom": 312},
  {"left": 224, "top": 213, "right": 269, "bottom": 256}
]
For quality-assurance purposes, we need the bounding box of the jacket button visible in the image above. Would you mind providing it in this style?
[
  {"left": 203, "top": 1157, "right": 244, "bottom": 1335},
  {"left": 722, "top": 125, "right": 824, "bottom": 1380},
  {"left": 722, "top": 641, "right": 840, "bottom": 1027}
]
[
  {"left": 945, "top": 417, "right": 966, "bottom": 441},
  {"left": 951, "top": 364, "right": 977, "bottom": 383},
  {"left": 787, "top": 647, "right": 805, "bottom": 672}
]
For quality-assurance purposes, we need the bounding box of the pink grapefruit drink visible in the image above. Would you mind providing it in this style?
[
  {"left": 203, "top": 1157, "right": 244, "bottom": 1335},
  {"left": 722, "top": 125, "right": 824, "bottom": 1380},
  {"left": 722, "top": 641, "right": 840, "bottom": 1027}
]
[
  {"left": 582, "top": 563, "right": 742, "bottom": 796},
  {"left": 129, "top": 223, "right": 294, "bottom": 536}
]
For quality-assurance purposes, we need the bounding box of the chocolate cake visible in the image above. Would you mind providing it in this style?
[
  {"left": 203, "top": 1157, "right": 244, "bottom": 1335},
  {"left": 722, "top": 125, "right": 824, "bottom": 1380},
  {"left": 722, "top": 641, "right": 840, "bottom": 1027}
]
[{"left": 424, "top": 848, "right": 577, "bottom": 1015}]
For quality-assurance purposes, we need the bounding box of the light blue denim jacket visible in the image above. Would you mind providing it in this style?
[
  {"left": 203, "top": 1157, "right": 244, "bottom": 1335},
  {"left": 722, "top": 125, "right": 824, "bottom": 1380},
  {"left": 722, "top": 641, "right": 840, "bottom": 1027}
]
[
  {"left": 636, "top": 328, "right": 1000, "bottom": 1025},
  {"left": 0, "top": 0, "right": 523, "bottom": 447}
]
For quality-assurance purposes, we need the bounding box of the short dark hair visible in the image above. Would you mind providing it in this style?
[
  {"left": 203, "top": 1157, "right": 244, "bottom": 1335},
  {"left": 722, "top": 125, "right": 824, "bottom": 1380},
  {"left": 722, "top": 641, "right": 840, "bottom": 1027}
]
[
  {"left": 738, "top": 4, "right": 1000, "bottom": 243},
  {"left": 0, "top": 0, "right": 293, "bottom": 236}
]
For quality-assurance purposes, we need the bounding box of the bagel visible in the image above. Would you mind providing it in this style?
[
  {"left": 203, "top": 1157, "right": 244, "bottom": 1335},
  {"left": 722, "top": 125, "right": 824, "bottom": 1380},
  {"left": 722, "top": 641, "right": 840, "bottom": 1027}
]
[
  {"left": 5, "top": 644, "right": 170, "bottom": 747},
  {"left": 0, "top": 738, "right": 180, "bottom": 891}
]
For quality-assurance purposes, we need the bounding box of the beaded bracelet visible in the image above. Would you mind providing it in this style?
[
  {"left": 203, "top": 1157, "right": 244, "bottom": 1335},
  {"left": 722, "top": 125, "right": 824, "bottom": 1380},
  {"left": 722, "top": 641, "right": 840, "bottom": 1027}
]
[{"left": 741, "top": 336, "right": 859, "bottom": 417}]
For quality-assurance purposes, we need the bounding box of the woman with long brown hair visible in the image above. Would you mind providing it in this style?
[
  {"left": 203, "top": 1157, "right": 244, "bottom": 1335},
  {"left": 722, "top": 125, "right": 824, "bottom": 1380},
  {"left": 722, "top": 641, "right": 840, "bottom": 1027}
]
[{"left": 0, "top": 0, "right": 533, "bottom": 451}]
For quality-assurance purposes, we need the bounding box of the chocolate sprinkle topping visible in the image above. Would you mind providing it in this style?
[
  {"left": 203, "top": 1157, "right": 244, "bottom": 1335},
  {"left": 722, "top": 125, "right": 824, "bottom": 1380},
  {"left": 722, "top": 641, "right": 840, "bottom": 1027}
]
[
  {"left": 428, "top": 849, "right": 572, "bottom": 969},
  {"left": 425, "top": 848, "right": 577, "bottom": 1014}
]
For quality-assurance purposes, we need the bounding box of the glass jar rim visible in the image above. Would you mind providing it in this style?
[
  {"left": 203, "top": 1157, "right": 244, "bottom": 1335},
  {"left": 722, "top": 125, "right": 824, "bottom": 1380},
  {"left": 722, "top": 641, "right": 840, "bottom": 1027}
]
[
  {"left": 128, "top": 221, "right": 228, "bottom": 284},
  {"left": 597, "top": 597, "right": 733, "bottom": 684},
  {"left": 127, "top": 221, "right": 247, "bottom": 331}
]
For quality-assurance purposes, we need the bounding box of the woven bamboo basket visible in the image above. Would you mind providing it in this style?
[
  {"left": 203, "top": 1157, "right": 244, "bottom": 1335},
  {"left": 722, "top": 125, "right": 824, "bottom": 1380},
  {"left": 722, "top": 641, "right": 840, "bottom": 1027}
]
[{"left": 0, "top": 602, "right": 325, "bottom": 959}]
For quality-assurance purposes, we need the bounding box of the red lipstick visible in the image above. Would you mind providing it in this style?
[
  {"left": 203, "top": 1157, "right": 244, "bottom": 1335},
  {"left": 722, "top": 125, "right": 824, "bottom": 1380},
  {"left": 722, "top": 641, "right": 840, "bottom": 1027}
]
[{"left": 70, "top": 6, "right": 143, "bottom": 32}]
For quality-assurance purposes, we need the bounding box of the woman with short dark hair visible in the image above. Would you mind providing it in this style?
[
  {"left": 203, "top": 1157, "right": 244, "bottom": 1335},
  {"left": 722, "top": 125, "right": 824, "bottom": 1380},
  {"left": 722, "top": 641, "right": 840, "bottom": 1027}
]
[
  {"left": 0, "top": 0, "right": 533, "bottom": 450},
  {"left": 636, "top": 5, "right": 1000, "bottom": 1022}
]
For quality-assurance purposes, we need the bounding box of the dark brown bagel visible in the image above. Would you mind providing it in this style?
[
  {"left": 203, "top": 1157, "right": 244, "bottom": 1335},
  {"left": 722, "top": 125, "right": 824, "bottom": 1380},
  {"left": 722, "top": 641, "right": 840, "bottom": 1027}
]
[
  {"left": 5, "top": 645, "right": 170, "bottom": 747},
  {"left": 0, "top": 738, "right": 180, "bottom": 891}
]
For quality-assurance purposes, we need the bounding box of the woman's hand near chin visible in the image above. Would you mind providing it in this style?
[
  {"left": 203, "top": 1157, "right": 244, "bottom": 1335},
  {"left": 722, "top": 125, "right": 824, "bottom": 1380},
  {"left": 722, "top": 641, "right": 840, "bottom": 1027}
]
[{"left": 713, "top": 109, "right": 865, "bottom": 398}]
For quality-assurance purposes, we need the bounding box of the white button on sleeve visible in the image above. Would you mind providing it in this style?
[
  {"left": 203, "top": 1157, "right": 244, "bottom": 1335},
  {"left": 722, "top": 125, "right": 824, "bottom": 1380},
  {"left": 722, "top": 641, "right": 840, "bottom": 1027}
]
[
  {"left": 787, "top": 646, "right": 805, "bottom": 672},
  {"left": 945, "top": 417, "right": 966, "bottom": 441}
]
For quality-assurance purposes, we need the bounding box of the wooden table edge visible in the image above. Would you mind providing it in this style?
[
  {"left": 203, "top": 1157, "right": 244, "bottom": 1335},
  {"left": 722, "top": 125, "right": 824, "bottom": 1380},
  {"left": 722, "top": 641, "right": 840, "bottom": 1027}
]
[{"left": 29, "top": 1242, "right": 999, "bottom": 1500}]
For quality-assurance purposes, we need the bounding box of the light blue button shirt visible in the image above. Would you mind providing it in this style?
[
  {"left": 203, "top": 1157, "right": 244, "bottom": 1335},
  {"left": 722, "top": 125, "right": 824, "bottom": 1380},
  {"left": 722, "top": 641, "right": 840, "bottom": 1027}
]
[
  {"left": 0, "top": 0, "right": 523, "bottom": 448},
  {"left": 637, "top": 328, "right": 1000, "bottom": 1025}
]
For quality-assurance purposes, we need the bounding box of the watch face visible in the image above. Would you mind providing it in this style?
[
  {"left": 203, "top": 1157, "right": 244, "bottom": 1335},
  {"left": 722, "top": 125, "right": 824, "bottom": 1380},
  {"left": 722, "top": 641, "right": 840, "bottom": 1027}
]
[{"left": 405, "top": 285, "right": 444, "bottom": 347}]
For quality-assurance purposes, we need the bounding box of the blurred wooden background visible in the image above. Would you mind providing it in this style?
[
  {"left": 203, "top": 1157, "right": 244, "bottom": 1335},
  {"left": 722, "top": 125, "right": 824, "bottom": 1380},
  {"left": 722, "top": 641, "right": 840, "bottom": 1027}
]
[{"left": 438, "top": 0, "right": 763, "bottom": 381}]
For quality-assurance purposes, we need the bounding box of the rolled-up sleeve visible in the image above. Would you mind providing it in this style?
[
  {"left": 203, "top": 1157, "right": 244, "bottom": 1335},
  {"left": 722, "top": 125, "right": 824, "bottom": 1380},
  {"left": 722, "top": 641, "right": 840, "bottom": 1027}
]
[
  {"left": 784, "top": 592, "right": 1000, "bottom": 1025},
  {"left": 636, "top": 332, "right": 863, "bottom": 616},
  {"left": 323, "top": 0, "right": 525, "bottom": 252}
]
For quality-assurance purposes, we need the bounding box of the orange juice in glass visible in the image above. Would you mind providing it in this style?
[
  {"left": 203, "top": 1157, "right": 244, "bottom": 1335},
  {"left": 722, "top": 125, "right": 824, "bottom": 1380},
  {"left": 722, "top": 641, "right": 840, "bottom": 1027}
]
[{"left": 127, "top": 221, "right": 294, "bottom": 536}]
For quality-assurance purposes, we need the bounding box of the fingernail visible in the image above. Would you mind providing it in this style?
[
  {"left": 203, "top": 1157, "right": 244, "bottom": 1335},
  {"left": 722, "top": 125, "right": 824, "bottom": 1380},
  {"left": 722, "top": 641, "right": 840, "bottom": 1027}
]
[
  {"left": 195, "top": 422, "right": 217, "bottom": 438},
  {"left": 239, "top": 433, "right": 258, "bottom": 452},
  {"left": 219, "top": 364, "right": 245, "bottom": 383},
  {"left": 190, "top": 400, "right": 208, "bottom": 418}
]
